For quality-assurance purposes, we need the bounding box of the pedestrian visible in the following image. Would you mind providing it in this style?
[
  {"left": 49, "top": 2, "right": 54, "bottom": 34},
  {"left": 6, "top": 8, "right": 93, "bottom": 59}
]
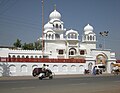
[{"left": 93, "top": 66, "right": 96, "bottom": 75}]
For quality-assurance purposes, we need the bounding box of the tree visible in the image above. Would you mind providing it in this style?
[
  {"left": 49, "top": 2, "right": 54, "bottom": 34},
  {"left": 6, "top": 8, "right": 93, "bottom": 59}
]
[
  {"left": 34, "top": 41, "right": 42, "bottom": 50},
  {"left": 13, "top": 39, "right": 22, "bottom": 48},
  {"left": 22, "top": 43, "right": 34, "bottom": 50},
  {"left": 22, "top": 43, "right": 27, "bottom": 50},
  {"left": 13, "top": 39, "right": 42, "bottom": 50},
  {"left": 27, "top": 43, "right": 34, "bottom": 50}
]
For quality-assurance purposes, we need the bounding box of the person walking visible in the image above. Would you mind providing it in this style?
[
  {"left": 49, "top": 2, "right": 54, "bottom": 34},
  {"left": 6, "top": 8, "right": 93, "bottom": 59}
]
[{"left": 93, "top": 66, "right": 96, "bottom": 75}]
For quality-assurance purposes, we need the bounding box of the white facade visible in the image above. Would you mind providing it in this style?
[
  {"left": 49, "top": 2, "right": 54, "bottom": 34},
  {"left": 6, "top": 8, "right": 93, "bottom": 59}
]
[{"left": 0, "top": 8, "right": 116, "bottom": 76}]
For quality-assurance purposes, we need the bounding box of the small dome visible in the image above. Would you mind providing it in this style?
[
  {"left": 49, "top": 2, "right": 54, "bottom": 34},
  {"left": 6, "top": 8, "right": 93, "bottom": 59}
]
[
  {"left": 44, "top": 22, "right": 53, "bottom": 30},
  {"left": 84, "top": 24, "right": 93, "bottom": 31},
  {"left": 66, "top": 29, "right": 78, "bottom": 35},
  {"left": 49, "top": 9, "right": 61, "bottom": 20}
]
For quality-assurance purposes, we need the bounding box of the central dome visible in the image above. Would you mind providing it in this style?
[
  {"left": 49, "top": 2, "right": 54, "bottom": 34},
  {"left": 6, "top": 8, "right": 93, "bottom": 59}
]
[
  {"left": 84, "top": 24, "right": 93, "bottom": 31},
  {"left": 49, "top": 9, "right": 61, "bottom": 20}
]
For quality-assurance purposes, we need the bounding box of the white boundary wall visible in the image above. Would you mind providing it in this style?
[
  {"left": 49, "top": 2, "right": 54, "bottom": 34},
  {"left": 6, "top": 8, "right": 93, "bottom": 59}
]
[{"left": 0, "top": 62, "right": 86, "bottom": 76}]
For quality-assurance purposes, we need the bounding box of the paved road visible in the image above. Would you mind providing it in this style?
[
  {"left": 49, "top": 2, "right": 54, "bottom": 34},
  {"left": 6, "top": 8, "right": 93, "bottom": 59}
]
[{"left": 0, "top": 75, "right": 120, "bottom": 93}]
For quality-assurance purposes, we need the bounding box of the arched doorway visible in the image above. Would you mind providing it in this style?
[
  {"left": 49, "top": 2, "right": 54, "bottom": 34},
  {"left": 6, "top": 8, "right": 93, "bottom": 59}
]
[
  {"left": 79, "top": 65, "right": 84, "bottom": 74},
  {"left": 96, "top": 54, "right": 108, "bottom": 72},
  {"left": 69, "top": 48, "right": 76, "bottom": 55},
  {"left": 53, "top": 65, "right": 59, "bottom": 72},
  {"left": 88, "top": 63, "right": 93, "bottom": 73}
]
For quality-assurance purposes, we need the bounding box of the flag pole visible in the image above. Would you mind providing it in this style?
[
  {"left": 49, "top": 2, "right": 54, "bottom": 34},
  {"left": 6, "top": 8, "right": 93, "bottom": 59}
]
[{"left": 41, "top": 0, "right": 44, "bottom": 58}]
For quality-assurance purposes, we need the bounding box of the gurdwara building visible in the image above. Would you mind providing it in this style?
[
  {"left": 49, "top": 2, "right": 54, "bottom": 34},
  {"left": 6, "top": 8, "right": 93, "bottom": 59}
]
[{"left": 0, "top": 8, "right": 116, "bottom": 76}]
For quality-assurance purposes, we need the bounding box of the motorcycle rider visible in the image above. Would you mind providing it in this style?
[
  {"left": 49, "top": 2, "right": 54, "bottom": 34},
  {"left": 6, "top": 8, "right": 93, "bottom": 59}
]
[
  {"left": 46, "top": 65, "right": 49, "bottom": 70},
  {"left": 42, "top": 64, "right": 46, "bottom": 71},
  {"left": 41, "top": 64, "right": 46, "bottom": 76},
  {"left": 46, "top": 65, "right": 50, "bottom": 76}
]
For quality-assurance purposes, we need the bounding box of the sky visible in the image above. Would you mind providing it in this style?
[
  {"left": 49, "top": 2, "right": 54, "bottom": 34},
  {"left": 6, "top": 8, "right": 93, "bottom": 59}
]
[{"left": 0, "top": 0, "right": 120, "bottom": 59}]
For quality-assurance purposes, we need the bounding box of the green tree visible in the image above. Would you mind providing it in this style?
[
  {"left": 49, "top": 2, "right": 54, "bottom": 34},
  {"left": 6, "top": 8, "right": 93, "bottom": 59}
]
[
  {"left": 13, "top": 39, "right": 42, "bottom": 50},
  {"left": 13, "top": 39, "right": 22, "bottom": 48},
  {"left": 28, "top": 43, "right": 34, "bottom": 50},
  {"left": 22, "top": 43, "right": 27, "bottom": 50},
  {"left": 22, "top": 43, "right": 34, "bottom": 50},
  {"left": 34, "top": 41, "right": 42, "bottom": 50}
]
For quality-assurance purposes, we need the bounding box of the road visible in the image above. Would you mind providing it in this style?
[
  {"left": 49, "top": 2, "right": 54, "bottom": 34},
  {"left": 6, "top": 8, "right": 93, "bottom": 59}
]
[{"left": 0, "top": 75, "right": 120, "bottom": 93}]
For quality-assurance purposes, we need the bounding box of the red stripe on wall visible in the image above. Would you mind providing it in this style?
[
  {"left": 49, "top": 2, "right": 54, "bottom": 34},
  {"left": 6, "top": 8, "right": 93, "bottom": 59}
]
[{"left": 0, "top": 57, "right": 86, "bottom": 63}]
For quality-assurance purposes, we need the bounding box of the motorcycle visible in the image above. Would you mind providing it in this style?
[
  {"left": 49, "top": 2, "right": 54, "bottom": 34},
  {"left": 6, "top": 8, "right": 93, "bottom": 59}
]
[{"left": 32, "top": 68, "right": 53, "bottom": 80}]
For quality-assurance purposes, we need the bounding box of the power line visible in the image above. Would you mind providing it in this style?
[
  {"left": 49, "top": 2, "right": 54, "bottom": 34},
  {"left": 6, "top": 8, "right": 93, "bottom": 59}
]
[
  {"left": 0, "top": 15, "right": 40, "bottom": 27},
  {"left": 0, "top": 14, "right": 40, "bottom": 24},
  {"left": 0, "top": 0, "right": 17, "bottom": 15},
  {"left": 0, "top": 20, "right": 41, "bottom": 31}
]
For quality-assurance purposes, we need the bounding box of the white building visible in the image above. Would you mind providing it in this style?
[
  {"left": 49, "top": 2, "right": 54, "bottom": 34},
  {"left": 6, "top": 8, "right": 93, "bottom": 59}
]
[{"left": 0, "top": 8, "right": 116, "bottom": 76}]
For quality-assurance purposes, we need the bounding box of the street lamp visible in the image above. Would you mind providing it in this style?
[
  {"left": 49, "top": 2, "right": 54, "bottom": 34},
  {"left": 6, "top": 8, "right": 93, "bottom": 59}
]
[{"left": 99, "top": 31, "right": 109, "bottom": 49}]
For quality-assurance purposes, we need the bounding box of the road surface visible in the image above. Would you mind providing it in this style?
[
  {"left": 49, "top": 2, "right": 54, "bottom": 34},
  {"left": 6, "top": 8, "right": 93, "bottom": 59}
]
[{"left": 0, "top": 75, "right": 120, "bottom": 93}]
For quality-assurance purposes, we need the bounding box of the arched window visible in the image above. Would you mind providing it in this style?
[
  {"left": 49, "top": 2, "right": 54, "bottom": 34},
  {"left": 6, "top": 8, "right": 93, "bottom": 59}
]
[
  {"left": 62, "top": 65, "right": 67, "bottom": 72},
  {"left": 55, "top": 34, "right": 60, "bottom": 39},
  {"left": 75, "top": 34, "right": 77, "bottom": 39},
  {"left": 87, "top": 36, "right": 89, "bottom": 40},
  {"left": 79, "top": 65, "right": 84, "bottom": 74},
  {"left": 9, "top": 65, "right": 16, "bottom": 73},
  {"left": 46, "top": 34, "right": 48, "bottom": 39},
  {"left": 49, "top": 34, "right": 51, "bottom": 39},
  {"left": 32, "top": 65, "right": 38, "bottom": 70},
  {"left": 80, "top": 50, "right": 85, "bottom": 55},
  {"left": 56, "top": 24, "right": 58, "bottom": 28},
  {"left": 71, "top": 34, "right": 74, "bottom": 39},
  {"left": 9, "top": 55, "right": 11, "bottom": 58},
  {"left": 21, "top": 65, "right": 27, "bottom": 72},
  {"left": 90, "top": 35, "right": 92, "bottom": 40},
  {"left": 22, "top": 55, "right": 25, "bottom": 58},
  {"left": 68, "top": 34, "right": 70, "bottom": 39},
  {"left": 26, "top": 56, "right": 29, "bottom": 58},
  {"left": 84, "top": 35, "right": 86, "bottom": 40},
  {"left": 60, "top": 25, "right": 61, "bottom": 28},
  {"left": 52, "top": 34, "right": 54, "bottom": 39},
  {"left": 86, "top": 35, "right": 87, "bottom": 40},
  {"left": 58, "top": 50, "right": 64, "bottom": 55},
  {"left": 17, "top": 55, "right": 20, "bottom": 58},
  {"left": 53, "top": 65, "right": 58, "bottom": 72},
  {"left": 12, "top": 55, "right": 16, "bottom": 58},
  {"left": 71, "top": 65, "right": 76, "bottom": 72},
  {"left": 93, "top": 36, "right": 94, "bottom": 40}
]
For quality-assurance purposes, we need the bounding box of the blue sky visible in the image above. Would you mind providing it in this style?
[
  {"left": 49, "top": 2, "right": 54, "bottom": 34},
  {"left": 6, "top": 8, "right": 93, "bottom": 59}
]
[{"left": 0, "top": 0, "right": 120, "bottom": 59}]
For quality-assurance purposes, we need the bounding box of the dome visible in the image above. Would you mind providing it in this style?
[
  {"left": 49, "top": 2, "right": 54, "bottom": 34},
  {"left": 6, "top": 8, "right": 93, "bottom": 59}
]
[
  {"left": 66, "top": 29, "right": 78, "bottom": 35},
  {"left": 49, "top": 9, "right": 61, "bottom": 20},
  {"left": 84, "top": 24, "right": 93, "bottom": 31},
  {"left": 44, "top": 22, "right": 53, "bottom": 30}
]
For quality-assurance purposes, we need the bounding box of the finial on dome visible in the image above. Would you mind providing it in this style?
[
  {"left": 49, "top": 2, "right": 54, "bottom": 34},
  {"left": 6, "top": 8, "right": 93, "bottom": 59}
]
[
  {"left": 54, "top": 4, "right": 56, "bottom": 10},
  {"left": 49, "top": 5, "right": 61, "bottom": 20},
  {"left": 87, "top": 24, "right": 90, "bottom": 26}
]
